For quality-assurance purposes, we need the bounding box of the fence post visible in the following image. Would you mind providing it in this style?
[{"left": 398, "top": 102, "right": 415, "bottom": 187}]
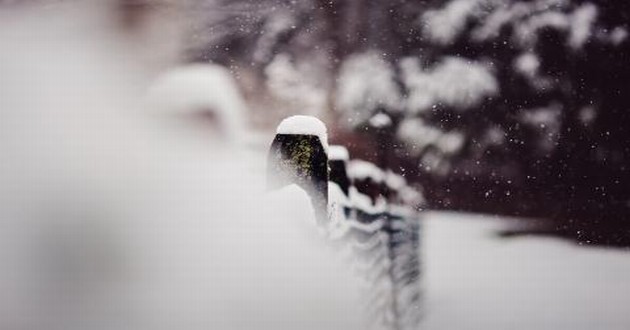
[{"left": 267, "top": 116, "right": 329, "bottom": 225}]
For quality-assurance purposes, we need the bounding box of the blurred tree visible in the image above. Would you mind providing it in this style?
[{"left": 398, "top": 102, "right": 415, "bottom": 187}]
[{"left": 409, "top": 0, "right": 630, "bottom": 245}]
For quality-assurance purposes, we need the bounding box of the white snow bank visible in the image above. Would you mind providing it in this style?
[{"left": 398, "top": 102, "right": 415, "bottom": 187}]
[
  {"left": 329, "top": 145, "right": 350, "bottom": 161},
  {"left": 0, "top": 6, "right": 381, "bottom": 329},
  {"left": 348, "top": 160, "right": 385, "bottom": 183},
  {"left": 421, "top": 211, "right": 630, "bottom": 330},
  {"left": 276, "top": 115, "right": 329, "bottom": 153},
  {"left": 0, "top": 118, "right": 377, "bottom": 330}
]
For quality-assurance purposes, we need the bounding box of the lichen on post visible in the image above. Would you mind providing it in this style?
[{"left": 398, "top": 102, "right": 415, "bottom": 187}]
[{"left": 267, "top": 116, "right": 329, "bottom": 225}]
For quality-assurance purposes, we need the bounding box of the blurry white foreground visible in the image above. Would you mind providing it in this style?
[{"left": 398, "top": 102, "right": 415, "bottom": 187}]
[
  {"left": 0, "top": 3, "right": 374, "bottom": 330},
  {"left": 422, "top": 212, "right": 630, "bottom": 330}
]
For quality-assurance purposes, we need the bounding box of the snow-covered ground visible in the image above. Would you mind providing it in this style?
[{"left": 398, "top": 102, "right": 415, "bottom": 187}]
[{"left": 421, "top": 211, "right": 630, "bottom": 330}]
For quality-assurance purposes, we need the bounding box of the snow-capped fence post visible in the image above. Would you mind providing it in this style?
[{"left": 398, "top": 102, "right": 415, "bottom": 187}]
[
  {"left": 267, "top": 116, "right": 329, "bottom": 225},
  {"left": 329, "top": 145, "right": 351, "bottom": 196},
  {"left": 267, "top": 117, "right": 424, "bottom": 329}
]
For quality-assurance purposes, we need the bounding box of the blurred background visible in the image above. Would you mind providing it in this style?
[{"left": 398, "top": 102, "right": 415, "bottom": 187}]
[{"left": 186, "top": 0, "right": 629, "bottom": 245}]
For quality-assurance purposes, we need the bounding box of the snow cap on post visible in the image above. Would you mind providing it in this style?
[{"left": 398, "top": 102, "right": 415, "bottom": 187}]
[
  {"left": 329, "top": 145, "right": 350, "bottom": 162},
  {"left": 276, "top": 115, "right": 329, "bottom": 153},
  {"left": 268, "top": 115, "right": 330, "bottom": 225},
  {"left": 328, "top": 145, "right": 351, "bottom": 196}
]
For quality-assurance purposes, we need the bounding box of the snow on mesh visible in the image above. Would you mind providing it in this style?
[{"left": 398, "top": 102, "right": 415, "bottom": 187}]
[
  {"left": 400, "top": 56, "right": 498, "bottom": 113},
  {"left": 327, "top": 182, "right": 352, "bottom": 236},
  {"left": 276, "top": 115, "right": 329, "bottom": 152},
  {"left": 347, "top": 159, "right": 385, "bottom": 183},
  {"left": 400, "top": 186, "right": 425, "bottom": 207},
  {"left": 349, "top": 187, "right": 387, "bottom": 214},
  {"left": 329, "top": 145, "right": 349, "bottom": 161},
  {"left": 328, "top": 181, "right": 351, "bottom": 206},
  {"left": 385, "top": 171, "right": 406, "bottom": 191}
]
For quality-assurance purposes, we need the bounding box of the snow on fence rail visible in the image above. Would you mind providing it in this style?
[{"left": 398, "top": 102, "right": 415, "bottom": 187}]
[{"left": 268, "top": 116, "right": 424, "bottom": 330}]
